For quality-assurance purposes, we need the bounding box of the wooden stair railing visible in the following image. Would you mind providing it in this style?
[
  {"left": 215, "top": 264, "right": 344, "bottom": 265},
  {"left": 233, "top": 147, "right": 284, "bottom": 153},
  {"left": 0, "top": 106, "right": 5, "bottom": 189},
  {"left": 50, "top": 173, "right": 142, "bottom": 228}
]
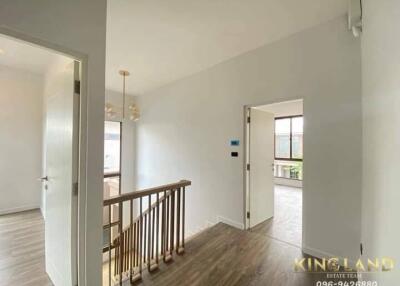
[{"left": 103, "top": 180, "right": 191, "bottom": 285}]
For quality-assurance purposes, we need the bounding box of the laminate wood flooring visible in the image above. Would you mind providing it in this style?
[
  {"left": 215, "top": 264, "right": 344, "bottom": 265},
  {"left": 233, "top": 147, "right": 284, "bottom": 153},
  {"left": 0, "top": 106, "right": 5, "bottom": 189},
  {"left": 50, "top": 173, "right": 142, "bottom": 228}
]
[
  {"left": 251, "top": 185, "right": 302, "bottom": 247},
  {"left": 0, "top": 210, "right": 53, "bottom": 286},
  {"left": 117, "top": 223, "right": 355, "bottom": 286}
]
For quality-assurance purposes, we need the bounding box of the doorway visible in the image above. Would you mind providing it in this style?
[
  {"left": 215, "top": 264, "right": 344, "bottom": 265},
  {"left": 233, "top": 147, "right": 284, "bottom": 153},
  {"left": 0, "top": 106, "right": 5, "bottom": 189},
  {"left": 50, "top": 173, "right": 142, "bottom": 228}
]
[
  {"left": 244, "top": 99, "right": 303, "bottom": 247},
  {"left": 0, "top": 32, "right": 85, "bottom": 285}
]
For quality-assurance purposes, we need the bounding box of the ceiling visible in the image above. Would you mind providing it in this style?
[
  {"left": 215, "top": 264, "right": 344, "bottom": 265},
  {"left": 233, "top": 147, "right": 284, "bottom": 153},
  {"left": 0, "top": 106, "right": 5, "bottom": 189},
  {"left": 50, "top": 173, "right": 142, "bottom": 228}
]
[
  {"left": 0, "top": 35, "right": 62, "bottom": 75},
  {"left": 106, "top": 0, "right": 348, "bottom": 95},
  {"left": 255, "top": 99, "right": 303, "bottom": 117}
]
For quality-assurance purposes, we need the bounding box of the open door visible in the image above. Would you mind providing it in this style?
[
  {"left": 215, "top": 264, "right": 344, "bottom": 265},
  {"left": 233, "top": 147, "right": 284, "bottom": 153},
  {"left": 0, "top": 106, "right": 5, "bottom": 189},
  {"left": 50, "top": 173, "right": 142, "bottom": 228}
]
[
  {"left": 44, "top": 60, "right": 79, "bottom": 285},
  {"left": 248, "top": 108, "right": 275, "bottom": 228}
]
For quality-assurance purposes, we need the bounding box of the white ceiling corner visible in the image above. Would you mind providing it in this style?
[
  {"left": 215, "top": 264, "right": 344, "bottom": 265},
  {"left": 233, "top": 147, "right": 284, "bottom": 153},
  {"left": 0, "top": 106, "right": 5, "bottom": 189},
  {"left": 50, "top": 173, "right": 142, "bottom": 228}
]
[{"left": 106, "top": 0, "right": 348, "bottom": 95}]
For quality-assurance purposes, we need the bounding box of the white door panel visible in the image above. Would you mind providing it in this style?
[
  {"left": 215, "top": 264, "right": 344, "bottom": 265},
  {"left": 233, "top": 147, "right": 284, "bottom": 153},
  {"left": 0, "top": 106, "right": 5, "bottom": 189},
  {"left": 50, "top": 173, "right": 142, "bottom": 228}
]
[
  {"left": 45, "top": 60, "right": 79, "bottom": 286},
  {"left": 249, "top": 108, "right": 274, "bottom": 228}
]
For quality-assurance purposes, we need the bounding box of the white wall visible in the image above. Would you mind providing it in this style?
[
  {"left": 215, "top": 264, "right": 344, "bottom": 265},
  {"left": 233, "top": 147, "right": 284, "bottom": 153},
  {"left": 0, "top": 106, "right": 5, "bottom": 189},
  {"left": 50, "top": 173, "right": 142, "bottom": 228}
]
[
  {"left": 361, "top": 0, "right": 400, "bottom": 284},
  {"left": 135, "top": 17, "right": 363, "bottom": 260},
  {"left": 0, "top": 65, "right": 43, "bottom": 214},
  {"left": 0, "top": 1, "right": 106, "bottom": 285}
]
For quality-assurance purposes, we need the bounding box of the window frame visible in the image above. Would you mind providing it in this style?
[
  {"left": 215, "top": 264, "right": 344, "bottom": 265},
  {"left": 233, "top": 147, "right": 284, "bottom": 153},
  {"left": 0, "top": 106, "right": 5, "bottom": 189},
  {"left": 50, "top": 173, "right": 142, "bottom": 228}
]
[
  {"left": 103, "top": 120, "right": 122, "bottom": 252},
  {"left": 104, "top": 120, "right": 122, "bottom": 195},
  {"left": 274, "top": 115, "right": 303, "bottom": 162}
]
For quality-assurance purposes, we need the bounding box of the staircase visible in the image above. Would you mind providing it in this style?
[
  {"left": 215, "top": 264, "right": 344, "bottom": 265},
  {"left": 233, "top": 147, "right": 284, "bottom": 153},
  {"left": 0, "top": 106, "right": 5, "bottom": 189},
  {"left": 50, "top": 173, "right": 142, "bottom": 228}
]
[{"left": 103, "top": 180, "right": 191, "bottom": 285}]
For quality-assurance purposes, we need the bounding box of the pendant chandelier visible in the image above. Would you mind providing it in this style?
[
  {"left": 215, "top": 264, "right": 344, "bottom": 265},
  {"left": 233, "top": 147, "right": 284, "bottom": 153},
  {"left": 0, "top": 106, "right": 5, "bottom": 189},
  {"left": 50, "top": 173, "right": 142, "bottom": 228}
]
[
  {"left": 119, "top": 70, "right": 140, "bottom": 121},
  {"left": 105, "top": 70, "right": 140, "bottom": 121}
]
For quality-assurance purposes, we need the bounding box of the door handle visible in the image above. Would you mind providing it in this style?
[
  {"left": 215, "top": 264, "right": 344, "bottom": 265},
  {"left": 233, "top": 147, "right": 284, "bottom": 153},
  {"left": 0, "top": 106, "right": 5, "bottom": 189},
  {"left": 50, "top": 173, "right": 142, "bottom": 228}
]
[{"left": 38, "top": 176, "right": 48, "bottom": 182}]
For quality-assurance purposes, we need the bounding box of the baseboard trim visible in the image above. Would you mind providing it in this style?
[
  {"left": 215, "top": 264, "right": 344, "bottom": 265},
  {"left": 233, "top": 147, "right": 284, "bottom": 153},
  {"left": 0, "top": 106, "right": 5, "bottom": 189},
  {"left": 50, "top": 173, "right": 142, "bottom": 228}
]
[
  {"left": 217, "top": 215, "right": 244, "bottom": 230},
  {"left": 185, "top": 216, "right": 244, "bottom": 241},
  {"left": 0, "top": 205, "right": 40, "bottom": 215},
  {"left": 186, "top": 220, "right": 216, "bottom": 240},
  {"left": 303, "top": 246, "right": 336, "bottom": 259},
  {"left": 46, "top": 259, "right": 68, "bottom": 286},
  {"left": 302, "top": 246, "right": 357, "bottom": 267}
]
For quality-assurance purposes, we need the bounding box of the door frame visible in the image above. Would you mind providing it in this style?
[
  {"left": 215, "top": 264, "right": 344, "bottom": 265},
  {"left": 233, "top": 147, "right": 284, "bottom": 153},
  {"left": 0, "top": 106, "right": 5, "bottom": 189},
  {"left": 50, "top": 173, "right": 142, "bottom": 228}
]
[
  {"left": 243, "top": 98, "right": 304, "bottom": 233},
  {"left": 0, "top": 26, "right": 89, "bottom": 286}
]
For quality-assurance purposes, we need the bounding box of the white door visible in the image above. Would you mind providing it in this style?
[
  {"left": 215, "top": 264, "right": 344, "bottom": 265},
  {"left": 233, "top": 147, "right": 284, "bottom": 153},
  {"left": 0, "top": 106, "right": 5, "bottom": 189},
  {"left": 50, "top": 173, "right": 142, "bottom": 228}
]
[
  {"left": 44, "top": 60, "right": 79, "bottom": 286},
  {"left": 248, "top": 108, "right": 275, "bottom": 228}
]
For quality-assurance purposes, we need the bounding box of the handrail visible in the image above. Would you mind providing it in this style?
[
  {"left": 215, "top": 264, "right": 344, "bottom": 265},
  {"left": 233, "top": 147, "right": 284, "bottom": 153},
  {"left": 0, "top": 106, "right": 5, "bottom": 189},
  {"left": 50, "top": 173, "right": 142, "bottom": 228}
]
[{"left": 104, "top": 180, "right": 191, "bottom": 206}]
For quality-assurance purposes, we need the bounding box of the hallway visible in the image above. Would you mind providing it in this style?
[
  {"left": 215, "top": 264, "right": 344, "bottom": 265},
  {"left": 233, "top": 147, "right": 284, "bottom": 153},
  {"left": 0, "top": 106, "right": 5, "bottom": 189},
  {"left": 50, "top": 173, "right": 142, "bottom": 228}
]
[
  {"left": 0, "top": 210, "right": 52, "bottom": 286},
  {"left": 131, "top": 223, "right": 355, "bottom": 286},
  {"left": 112, "top": 186, "right": 354, "bottom": 285}
]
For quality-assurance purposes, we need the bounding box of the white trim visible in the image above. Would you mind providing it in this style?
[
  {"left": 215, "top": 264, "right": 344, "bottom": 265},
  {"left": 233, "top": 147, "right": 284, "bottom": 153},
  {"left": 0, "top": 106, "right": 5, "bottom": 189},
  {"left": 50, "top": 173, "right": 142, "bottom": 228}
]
[
  {"left": 0, "top": 205, "right": 40, "bottom": 216},
  {"left": 302, "top": 246, "right": 357, "bottom": 267},
  {"left": 217, "top": 215, "right": 244, "bottom": 230},
  {"left": 0, "top": 26, "right": 88, "bottom": 286},
  {"left": 243, "top": 107, "right": 251, "bottom": 230},
  {"left": 46, "top": 260, "right": 63, "bottom": 286},
  {"left": 186, "top": 220, "right": 216, "bottom": 239},
  {"left": 243, "top": 97, "right": 304, "bottom": 230}
]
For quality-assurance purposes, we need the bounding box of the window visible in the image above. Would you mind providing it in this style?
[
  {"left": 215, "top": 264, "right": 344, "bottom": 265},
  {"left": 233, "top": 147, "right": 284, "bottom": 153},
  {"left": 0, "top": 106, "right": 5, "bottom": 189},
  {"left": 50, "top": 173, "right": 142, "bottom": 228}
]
[
  {"left": 103, "top": 121, "right": 121, "bottom": 249},
  {"left": 275, "top": 118, "right": 291, "bottom": 158},
  {"left": 104, "top": 121, "right": 121, "bottom": 174},
  {"left": 274, "top": 116, "right": 303, "bottom": 180},
  {"left": 275, "top": 116, "right": 303, "bottom": 161},
  {"left": 274, "top": 160, "right": 303, "bottom": 180}
]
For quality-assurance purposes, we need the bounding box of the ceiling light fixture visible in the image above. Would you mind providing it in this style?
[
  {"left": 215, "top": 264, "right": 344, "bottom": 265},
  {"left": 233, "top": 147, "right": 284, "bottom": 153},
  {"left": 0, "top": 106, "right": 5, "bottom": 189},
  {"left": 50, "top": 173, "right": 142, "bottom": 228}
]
[{"left": 119, "top": 70, "right": 140, "bottom": 121}]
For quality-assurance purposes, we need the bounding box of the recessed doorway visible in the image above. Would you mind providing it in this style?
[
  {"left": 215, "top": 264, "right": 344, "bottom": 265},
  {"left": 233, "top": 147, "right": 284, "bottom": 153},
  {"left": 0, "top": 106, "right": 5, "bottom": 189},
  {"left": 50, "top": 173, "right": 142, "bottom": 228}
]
[
  {"left": 0, "top": 31, "right": 85, "bottom": 285},
  {"left": 244, "top": 99, "right": 303, "bottom": 247}
]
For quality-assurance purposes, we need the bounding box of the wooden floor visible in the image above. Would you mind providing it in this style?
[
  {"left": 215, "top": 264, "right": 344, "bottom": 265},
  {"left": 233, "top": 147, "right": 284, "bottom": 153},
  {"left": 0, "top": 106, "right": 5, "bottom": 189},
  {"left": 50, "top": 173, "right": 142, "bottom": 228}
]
[
  {"left": 129, "top": 223, "right": 355, "bottom": 286},
  {"left": 0, "top": 210, "right": 53, "bottom": 286},
  {"left": 251, "top": 185, "right": 302, "bottom": 247},
  {"left": 118, "top": 185, "right": 354, "bottom": 285}
]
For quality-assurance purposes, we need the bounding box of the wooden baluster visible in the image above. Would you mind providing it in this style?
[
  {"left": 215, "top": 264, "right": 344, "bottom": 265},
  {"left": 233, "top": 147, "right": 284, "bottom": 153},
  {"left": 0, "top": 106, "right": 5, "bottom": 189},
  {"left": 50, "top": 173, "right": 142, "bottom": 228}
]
[
  {"left": 134, "top": 222, "right": 137, "bottom": 268},
  {"left": 147, "top": 195, "right": 151, "bottom": 271},
  {"left": 130, "top": 200, "right": 133, "bottom": 279},
  {"left": 182, "top": 186, "right": 186, "bottom": 250},
  {"left": 131, "top": 220, "right": 140, "bottom": 283},
  {"left": 108, "top": 205, "right": 112, "bottom": 286},
  {"left": 125, "top": 231, "right": 127, "bottom": 272},
  {"left": 134, "top": 223, "right": 137, "bottom": 268},
  {"left": 176, "top": 187, "right": 181, "bottom": 254},
  {"left": 151, "top": 204, "right": 155, "bottom": 260},
  {"left": 165, "top": 192, "right": 170, "bottom": 262},
  {"left": 127, "top": 228, "right": 129, "bottom": 273},
  {"left": 156, "top": 192, "right": 160, "bottom": 264},
  {"left": 170, "top": 189, "right": 175, "bottom": 256},
  {"left": 144, "top": 213, "right": 147, "bottom": 266},
  {"left": 128, "top": 229, "right": 130, "bottom": 272},
  {"left": 123, "top": 230, "right": 126, "bottom": 274},
  {"left": 125, "top": 231, "right": 127, "bottom": 271},
  {"left": 119, "top": 201, "right": 123, "bottom": 285},
  {"left": 136, "top": 221, "right": 139, "bottom": 268},
  {"left": 161, "top": 191, "right": 166, "bottom": 258},
  {"left": 125, "top": 230, "right": 128, "bottom": 272},
  {"left": 121, "top": 233, "right": 124, "bottom": 281},
  {"left": 123, "top": 230, "right": 126, "bottom": 273},
  {"left": 139, "top": 197, "right": 143, "bottom": 277},
  {"left": 115, "top": 237, "right": 118, "bottom": 279}
]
